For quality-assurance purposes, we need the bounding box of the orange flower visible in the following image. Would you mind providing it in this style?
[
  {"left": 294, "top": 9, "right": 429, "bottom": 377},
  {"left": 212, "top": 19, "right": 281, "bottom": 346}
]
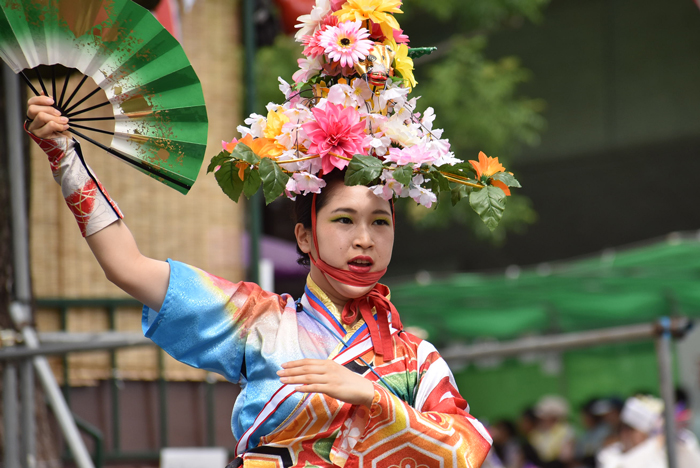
[
  {"left": 224, "top": 134, "right": 285, "bottom": 179},
  {"left": 222, "top": 137, "right": 247, "bottom": 179},
  {"left": 469, "top": 151, "right": 506, "bottom": 180},
  {"left": 491, "top": 180, "right": 511, "bottom": 196},
  {"left": 248, "top": 137, "right": 285, "bottom": 159}
]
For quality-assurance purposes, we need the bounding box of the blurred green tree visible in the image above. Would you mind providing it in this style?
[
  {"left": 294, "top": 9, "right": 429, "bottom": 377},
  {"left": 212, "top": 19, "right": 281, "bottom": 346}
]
[{"left": 255, "top": 0, "right": 549, "bottom": 242}]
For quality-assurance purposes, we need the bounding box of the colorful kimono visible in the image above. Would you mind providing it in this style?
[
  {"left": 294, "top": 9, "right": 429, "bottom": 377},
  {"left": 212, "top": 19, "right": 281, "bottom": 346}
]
[{"left": 143, "top": 260, "right": 492, "bottom": 467}]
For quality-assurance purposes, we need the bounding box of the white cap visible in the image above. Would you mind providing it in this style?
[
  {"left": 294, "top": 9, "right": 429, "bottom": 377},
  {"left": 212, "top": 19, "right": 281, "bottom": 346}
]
[
  {"left": 534, "top": 395, "right": 570, "bottom": 419},
  {"left": 621, "top": 395, "right": 663, "bottom": 434}
]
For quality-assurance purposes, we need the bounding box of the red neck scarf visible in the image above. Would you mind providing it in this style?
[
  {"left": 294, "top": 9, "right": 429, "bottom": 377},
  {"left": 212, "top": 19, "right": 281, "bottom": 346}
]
[{"left": 309, "top": 194, "right": 402, "bottom": 360}]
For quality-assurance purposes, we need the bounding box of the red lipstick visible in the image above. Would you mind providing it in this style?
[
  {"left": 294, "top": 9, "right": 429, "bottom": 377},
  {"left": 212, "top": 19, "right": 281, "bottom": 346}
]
[{"left": 348, "top": 256, "right": 373, "bottom": 273}]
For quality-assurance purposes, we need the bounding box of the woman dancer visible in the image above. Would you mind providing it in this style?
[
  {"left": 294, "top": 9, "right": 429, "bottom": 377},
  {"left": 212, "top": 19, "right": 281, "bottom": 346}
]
[{"left": 26, "top": 93, "right": 493, "bottom": 467}]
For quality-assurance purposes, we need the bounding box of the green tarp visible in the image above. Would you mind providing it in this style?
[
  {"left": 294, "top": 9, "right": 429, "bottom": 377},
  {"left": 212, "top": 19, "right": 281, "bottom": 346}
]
[
  {"left": 390, "top": 237, "right": 700, "bottom": 345},
  {"left": 389, "top": 237, "right": 697, "bottom": 423}
]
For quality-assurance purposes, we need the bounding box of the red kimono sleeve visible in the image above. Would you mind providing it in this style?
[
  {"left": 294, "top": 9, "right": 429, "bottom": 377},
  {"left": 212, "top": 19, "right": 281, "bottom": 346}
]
[{"left": 330, "top": 339, "right": 493, "bottom": 468}]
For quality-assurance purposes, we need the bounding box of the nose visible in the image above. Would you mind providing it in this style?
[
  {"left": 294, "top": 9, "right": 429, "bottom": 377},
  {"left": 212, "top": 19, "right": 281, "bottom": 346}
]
[{"left": 353, "top": 224, "right": 374, "bottom": 249}]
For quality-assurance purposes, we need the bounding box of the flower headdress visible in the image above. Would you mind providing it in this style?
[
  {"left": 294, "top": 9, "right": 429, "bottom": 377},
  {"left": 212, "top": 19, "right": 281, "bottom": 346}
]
[{"left": 208, "top": 0, "right": 520, "bottom": 230}]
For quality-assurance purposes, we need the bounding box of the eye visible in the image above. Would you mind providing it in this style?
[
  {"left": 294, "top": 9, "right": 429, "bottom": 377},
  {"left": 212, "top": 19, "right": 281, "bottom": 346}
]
[
  {"left": 332, "top": 216, "right": 353, "bottom": 224},
  {"left": 374, "top": 218, "right": 391, "bottom": 226}
]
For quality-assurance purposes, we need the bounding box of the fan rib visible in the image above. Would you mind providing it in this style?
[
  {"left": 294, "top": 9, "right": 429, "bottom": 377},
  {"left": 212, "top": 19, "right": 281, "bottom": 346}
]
[
  {"left": 51, "top": 67, "right": 56, "bottom": 104},
  {"left": 20, "top": 71, "right": 40, "bottom": 97},
  {"left": 66, "top": 101, "right": 112, "bottom": 118},
  {"left": 62, "top": 75, "right": 89, "bottom": 113},
  {"left": 69, "top": 123, "right": 114, "bottom": 137},
  {"left": 57, "top": 68, "right": 74, "bottom": 110},
  {"left": 34, "top": 68, "right": 49, "bottom": 98},
  {"left": 70, "top": 116, "right": 115, "bottom": 123},
  {"left": 64, "top": 85, "right": 104, "bottom": 115},
  {"left": 68, "top": 127, "right": 190, "bottom": 191}
]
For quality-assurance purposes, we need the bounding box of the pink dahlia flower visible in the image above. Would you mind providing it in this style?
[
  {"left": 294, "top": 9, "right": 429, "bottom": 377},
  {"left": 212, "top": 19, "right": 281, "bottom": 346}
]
[
  {"left": 301, "top": 16, "right": 339, "bottom": 59},
  {"left": 319, "top": 20, "right": 372, "bottom": 68},
  {"left": 302, "top": 31, "right": 326, "bottom": 59},
  {"left": 302, "top": 102, "right": 367, "bottom": 174}
]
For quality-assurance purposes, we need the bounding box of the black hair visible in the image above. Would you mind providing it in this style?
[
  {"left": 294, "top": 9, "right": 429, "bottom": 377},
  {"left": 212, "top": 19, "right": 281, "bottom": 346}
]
[{"left": 294, "top": 170, "right": 347, "bottom": 267}]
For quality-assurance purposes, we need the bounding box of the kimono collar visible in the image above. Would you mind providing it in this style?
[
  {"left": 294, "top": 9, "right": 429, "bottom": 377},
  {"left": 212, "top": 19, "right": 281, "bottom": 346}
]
[{"left": 302, "top": 275, "right": 402, "bottom": 360}]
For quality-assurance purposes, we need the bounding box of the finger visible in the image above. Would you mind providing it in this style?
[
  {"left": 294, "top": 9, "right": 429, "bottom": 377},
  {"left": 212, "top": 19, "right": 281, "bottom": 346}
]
[
  {"left": 27, "top": 103, "right": 62, "bottom": 122},
  {"left": 280, "top": 373, "right": 330, "bottom": 385},
  {"left": 30, "top": 118, "right": 70, "bottom": 139},
  {"left": 27, "top": 96, "right": 58, "bottom": 120},
  {"left": 27, "top": 95, "right": 54, "bottom": 109},
  {"left": 292, "top": 384, "right": 328, "bottom": 394},
  {"left": 281, "top": 359, "right": 324, "bottom": 369},
  {"left": 277, "top": 364, "right": 329, "bottom": 377}
]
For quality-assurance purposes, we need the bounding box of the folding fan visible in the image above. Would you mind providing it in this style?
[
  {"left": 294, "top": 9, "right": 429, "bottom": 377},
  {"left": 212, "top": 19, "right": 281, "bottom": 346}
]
[{"left": 0, "top": 0, "right": 208, "bottom": 194}]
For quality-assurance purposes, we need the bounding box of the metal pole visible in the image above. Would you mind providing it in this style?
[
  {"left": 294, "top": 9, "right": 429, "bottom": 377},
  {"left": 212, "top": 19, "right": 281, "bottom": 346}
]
[
  {"left": 440, "top": 319, "right": 690, "bottom": 362},
  {"left": 5, "top": 62, "right": 32, "bottom": 303},
  {"left": 158, "top": 350, "right": 168, "bottom": 448},
  {"left": 4, "top": 363, "right": 20, "bottom": 468},
  {"left": 656, "top": 317, "right": 678, "bottom": 468},
  {"left": 243, "top": 0, "right": 261, "bottom": 284},
  {"left": 108, "top": 306, "right": 121, "bottom": 453},
  {"left": 11, "top": 306, "right": 96, "bottom": 468},
  {"left": 4, "top": 60, "right": 36, "bottom": 468},
  {"left": 20, "top": 359, "right": 37, "bottom": 468},
  {"left": 205, "top": 374, "right": 216, "bottom": 446}
]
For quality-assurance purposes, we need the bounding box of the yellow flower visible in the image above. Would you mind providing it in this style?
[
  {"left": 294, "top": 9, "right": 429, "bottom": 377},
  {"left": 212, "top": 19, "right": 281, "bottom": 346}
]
[
  {"left": 334, "top": 0, "right": 403, "bottom": 39},
  {"left": 385, "top": 39, "right": 416, "bottom": 90},
  {"left": 263, "top": 108, "right": 290, "bottom": 139}
]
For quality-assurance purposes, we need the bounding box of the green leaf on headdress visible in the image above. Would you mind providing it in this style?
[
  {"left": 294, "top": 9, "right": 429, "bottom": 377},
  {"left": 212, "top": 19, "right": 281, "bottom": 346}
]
[
  {"left": 232, "top": 143, "right": 261, "bottom": 164},
  {"left": 392, "top": 163, "right": 414, "bottom": 186},
  {"left": 438, "top": 162, "right": 476, "bottom": 177},
  {"left": 428, "top": 170, "right": 451, "bottom": 192},
  {"left": 259, "top": 158, "right": 289, "bottom": 204},
  {"left": 470, "top": 186, "right": 507, "bottom": 231},
  {"left": 214, "top": 160, "right": 244, "bottom": 203},
  {"left": 242, "top": 167, "right": 262, "bottom": 199},
  {"left": 407, "top": 47, "right": 437, "bottom": 59},
  {"left": 491, "top": 171, "right": 522, "bottom": 188},
  {"left": 207, "top": 150, "right": 232, "bottom": 174},
  {"left": 451, "top": 185, "right": 470, "bottom": 206},
  {"left": 345, "top": 155, "right": 383, "bottom": 186}
]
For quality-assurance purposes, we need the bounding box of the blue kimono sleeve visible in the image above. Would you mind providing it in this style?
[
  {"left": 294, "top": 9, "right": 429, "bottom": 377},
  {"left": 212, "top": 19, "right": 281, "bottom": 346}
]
[{"left": 141, "top": 259, "right": 287, "bottom": 383}]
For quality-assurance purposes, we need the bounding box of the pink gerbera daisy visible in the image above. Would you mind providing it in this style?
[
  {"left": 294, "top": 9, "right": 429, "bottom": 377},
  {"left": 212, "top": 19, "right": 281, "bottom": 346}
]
[
  {"left": 318, "top": 20, "right": 373, "bottom": 68},
  {"left": 302, "top": 102, "right": 367, "bottom": 173}
]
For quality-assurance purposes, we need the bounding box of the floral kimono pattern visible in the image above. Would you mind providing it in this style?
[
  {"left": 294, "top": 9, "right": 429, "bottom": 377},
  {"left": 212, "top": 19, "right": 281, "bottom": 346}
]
[{"left": 143, "top": 260, "right": 492, "bottom": 467}]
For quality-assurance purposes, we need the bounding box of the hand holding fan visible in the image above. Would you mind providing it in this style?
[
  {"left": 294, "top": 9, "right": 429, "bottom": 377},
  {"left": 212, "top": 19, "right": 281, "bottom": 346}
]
[{"left": 0, "top": 0, "right": 208, "bottom": 194}]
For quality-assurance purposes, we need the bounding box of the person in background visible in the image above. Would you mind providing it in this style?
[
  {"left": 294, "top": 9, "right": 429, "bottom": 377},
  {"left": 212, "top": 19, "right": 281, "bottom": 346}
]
[
  {"left": 491, "top": 419, "right": 542, "bottom": 468},
  {"left": 574, "top": 399, "right": 613, "bottom": 467},
  {"left": 530, "top": 395, "right": 576, "bottom": 468},
  {"left": 597, "top": 397, "right": 624, "bottom": 448},
  {"left": 519, "top": 407, "right": 540, "bottom": 442},
  {"left": 596, "top": 394, "right": 700, "bottom": 468}
]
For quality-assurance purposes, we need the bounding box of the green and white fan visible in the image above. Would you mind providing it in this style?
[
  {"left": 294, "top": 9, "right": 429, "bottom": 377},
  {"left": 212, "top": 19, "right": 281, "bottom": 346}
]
[{"left": 0, "top": 0, "right": 208, "bottom": 194}]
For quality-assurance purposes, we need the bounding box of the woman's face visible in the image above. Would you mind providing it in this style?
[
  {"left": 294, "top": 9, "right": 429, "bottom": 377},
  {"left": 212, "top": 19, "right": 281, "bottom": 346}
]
[{"left": 295, "top": 183, "right": 394, "bottom": 310}]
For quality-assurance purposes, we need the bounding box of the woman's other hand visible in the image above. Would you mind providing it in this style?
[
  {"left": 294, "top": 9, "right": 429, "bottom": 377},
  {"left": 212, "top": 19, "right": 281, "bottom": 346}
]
[
  {"left": 278, "top": 359, "right": 375, "bottom": 407},
  {"left": 26, "top": 95, "right": 69, "bottom": 139}
]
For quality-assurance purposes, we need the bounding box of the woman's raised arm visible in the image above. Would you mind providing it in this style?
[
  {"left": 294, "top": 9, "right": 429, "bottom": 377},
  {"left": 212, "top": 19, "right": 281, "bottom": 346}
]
[{"left": 27, "top": 95, "right": 170, "bottom": 311}]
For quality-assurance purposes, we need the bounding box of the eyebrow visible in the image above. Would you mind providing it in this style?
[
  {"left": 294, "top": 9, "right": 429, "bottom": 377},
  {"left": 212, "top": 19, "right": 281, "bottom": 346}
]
[{"left": 330, "top": 207, "right": 392, "bottom": 217}]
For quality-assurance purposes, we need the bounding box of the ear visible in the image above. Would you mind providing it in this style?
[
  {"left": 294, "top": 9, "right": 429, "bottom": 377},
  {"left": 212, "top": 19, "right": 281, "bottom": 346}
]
[{"left": 294, "top": 223, "right": 312, "bottom": 254}]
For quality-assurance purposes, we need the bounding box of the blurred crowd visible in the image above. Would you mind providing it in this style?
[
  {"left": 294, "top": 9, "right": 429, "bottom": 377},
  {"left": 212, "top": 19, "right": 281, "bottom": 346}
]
[{"left": 483, "top": 390, "right": 700, "bottom": 468}]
